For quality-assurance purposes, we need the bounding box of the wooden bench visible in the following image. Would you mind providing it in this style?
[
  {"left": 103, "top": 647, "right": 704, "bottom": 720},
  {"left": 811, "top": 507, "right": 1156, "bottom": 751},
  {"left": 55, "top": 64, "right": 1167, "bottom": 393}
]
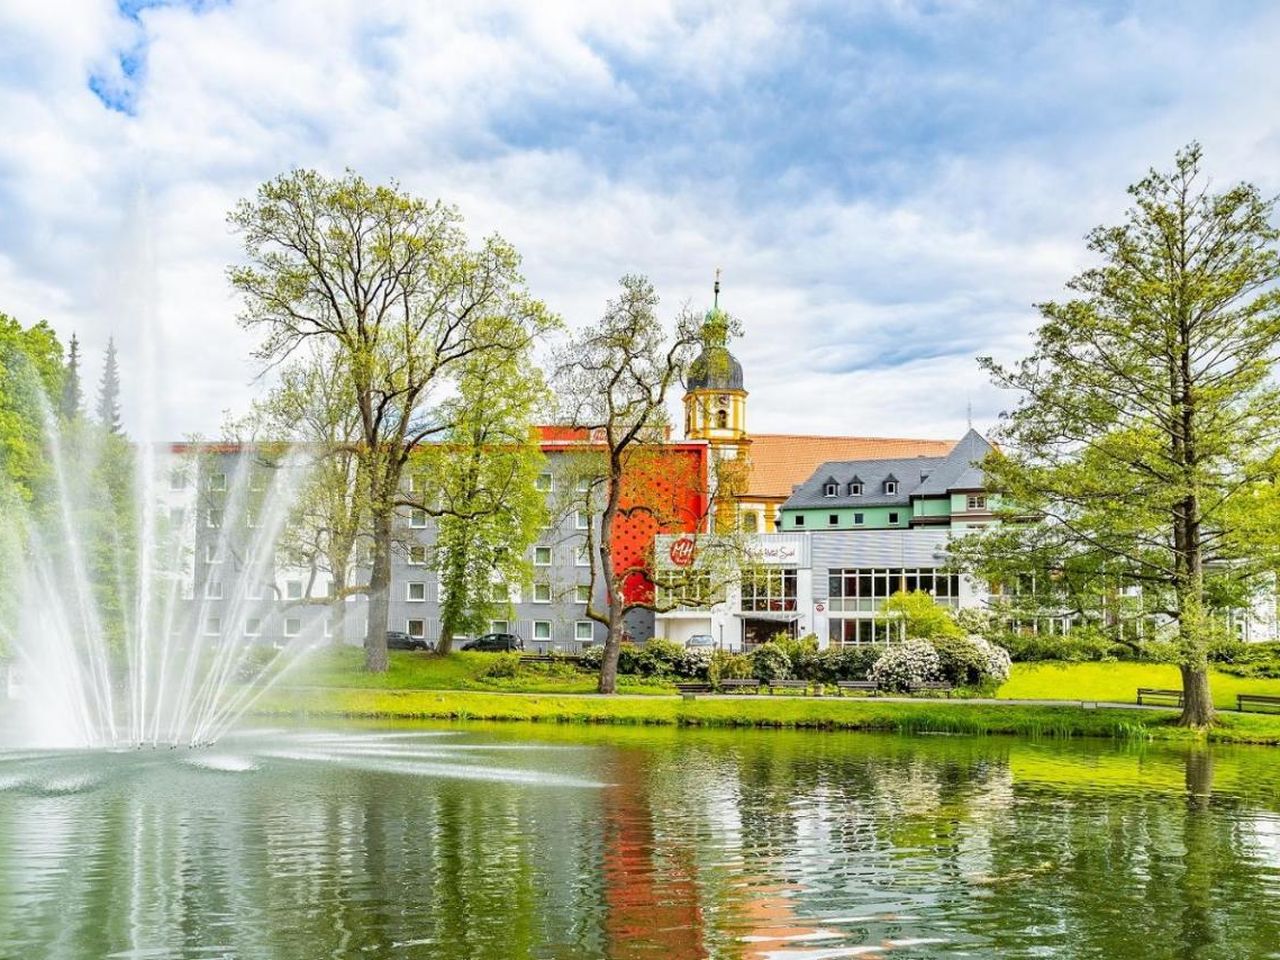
[
  {"left": 675, "top": 682, "right": 713, "bottom": 699},
  {"left": 1137, "top": 687, "right": 1184, "bottom": 707},
  {"left": 836, "top": 680, "right": 879, "bottom": 696},
  {"left": 766, "top": 680, "right": 810, "bottom": 695},
  {"left": 719, "top": 679, "right": 761, "bottom": 694},
  {"left": 908, "top": 681, "right": 953, "bottom": 698},
  {"left": 1238, "top": 693, "right": 1280, "bottom": 713}
]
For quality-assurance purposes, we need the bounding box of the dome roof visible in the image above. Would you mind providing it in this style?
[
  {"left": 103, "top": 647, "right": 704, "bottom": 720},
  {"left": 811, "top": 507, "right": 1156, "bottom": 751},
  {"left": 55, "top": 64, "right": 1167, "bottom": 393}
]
[{"left": 686, "top": 346, "right": 744, "bottom": 391}]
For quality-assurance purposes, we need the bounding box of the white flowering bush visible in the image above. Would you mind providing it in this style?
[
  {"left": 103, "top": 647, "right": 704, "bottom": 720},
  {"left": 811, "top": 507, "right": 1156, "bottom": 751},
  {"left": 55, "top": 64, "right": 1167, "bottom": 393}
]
[
  {"left": 868, "top": 639, "right": 943, "bottom": 692},
  {"left": 970, "top": 634, "right": 1012, "bottom": 684},
  {"left": 677, "top": 648, "right": 714, "bottom": 679}
]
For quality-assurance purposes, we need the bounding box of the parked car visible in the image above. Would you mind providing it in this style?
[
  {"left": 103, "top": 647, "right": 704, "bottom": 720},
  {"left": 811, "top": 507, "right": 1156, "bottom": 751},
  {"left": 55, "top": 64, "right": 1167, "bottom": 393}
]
[
  {"left": 685, "top": 634, "right": 717, "bottom": 651},
  {"left": 460, "top": 633, "right": 525, "bottom": 653},
  {"left": 386, "top": 631, "right": 433, "bottom": 652}
]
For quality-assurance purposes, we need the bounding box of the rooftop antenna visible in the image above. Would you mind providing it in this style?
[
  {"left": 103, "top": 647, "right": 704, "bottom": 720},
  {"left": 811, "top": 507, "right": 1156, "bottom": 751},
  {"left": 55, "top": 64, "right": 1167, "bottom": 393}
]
[{"left": 713, "top": 267, "right": 721, "bottom": 310}]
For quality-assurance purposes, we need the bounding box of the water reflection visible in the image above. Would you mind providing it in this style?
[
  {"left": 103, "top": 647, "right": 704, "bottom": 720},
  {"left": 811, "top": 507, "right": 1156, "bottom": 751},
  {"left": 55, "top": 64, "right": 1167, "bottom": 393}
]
[{"left": 0, "top": 727, "right": 1277, "bottom": 958}]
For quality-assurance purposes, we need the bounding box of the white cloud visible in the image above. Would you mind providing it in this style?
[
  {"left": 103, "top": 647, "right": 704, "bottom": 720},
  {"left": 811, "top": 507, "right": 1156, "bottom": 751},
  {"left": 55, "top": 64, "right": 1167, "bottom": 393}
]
[{"left": 1, "top": 0, "right": 1278, "bottom": 443}]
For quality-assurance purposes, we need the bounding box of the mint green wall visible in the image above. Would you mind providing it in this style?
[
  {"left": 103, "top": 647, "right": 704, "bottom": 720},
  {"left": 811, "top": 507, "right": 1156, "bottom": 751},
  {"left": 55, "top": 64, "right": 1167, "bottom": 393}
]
[
  {"left": 949, "top": 492, "right": 999, "bottom": 513},
  {"left": 913, "top": 497, "right": 950, "bottom": 518},
  {"left": 781, "top": 505, "right": 909, "bottom": 531}
]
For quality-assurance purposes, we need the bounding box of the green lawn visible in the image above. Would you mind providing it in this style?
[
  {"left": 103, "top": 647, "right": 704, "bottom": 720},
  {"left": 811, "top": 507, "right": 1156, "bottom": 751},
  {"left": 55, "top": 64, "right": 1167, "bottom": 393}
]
[
  {"left": 259, "top": 685, "right": 1280, "bottom": 745},
  {"left": 996, "top": 661, "right": 1280, "bottom": 709}
]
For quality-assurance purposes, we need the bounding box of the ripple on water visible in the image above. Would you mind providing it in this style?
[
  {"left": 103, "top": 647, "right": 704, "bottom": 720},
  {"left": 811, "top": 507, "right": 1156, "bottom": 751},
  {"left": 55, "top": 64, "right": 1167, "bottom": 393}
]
[{"left": 182, "top": 754, "right": 258, "bottom": 773}]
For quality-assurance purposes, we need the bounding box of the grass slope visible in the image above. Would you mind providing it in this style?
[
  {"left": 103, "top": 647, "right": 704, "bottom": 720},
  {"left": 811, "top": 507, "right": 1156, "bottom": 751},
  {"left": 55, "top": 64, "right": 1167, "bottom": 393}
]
[
  {"left": 996, "top": 661, "right": 1280, "bottom": 708},
  {"left": 260, "top": 686, "right": 1280, "bottom": 745}
]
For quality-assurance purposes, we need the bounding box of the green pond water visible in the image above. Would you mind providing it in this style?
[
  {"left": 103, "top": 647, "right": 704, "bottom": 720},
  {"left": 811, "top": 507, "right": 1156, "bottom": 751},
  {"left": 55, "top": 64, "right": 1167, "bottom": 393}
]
[{"left": 0, "top": 722, "right": 1278, "bottom": 959}]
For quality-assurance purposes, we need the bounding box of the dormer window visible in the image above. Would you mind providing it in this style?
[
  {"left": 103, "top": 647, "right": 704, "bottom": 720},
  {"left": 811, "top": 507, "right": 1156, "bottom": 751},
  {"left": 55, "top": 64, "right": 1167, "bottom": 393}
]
[
  {"left": 823, "top": 482, "right": 838, "bottom": 497},
  {"left": 848, "top": 481, "right": 863, "bottom": 496},
  {"left": 884, "top": 480, "right": 898, "bottom": 495}
]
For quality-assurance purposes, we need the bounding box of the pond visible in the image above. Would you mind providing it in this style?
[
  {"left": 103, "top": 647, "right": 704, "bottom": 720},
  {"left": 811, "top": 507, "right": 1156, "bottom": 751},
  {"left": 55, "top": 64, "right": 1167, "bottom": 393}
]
[{"left": 1, "top": 722, "right": 1278, "bottom": 959}]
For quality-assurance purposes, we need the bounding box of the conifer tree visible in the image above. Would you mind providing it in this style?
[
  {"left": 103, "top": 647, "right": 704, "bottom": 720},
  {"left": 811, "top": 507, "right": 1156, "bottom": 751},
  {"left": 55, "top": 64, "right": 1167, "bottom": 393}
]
[
  {"left": 96, "top": 336, "right": 122, "bottom": 434},
  {"left": 60, "top": 333, "right": 82, "bottom": 421}
]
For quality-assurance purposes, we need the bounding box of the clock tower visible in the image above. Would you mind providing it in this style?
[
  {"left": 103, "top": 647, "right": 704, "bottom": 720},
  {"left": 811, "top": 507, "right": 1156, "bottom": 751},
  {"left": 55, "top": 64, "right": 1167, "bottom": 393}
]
[{"left": 684, "top": 274, "right": 751, "bottom": 530}]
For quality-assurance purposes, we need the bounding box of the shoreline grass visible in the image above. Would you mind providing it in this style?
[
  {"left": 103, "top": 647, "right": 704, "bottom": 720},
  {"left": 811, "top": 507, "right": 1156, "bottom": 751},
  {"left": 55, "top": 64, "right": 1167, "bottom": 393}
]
[{"left": 257, "top": 686, "right": 1280, "bottom": 745}]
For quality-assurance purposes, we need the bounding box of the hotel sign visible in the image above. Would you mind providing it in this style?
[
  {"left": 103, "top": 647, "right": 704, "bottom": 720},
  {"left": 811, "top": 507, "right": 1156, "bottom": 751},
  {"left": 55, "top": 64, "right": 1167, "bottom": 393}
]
[
  {"left": 754, "top": 542, "right": 800, "bottom": 564},
  {"left": 669, "top": 537, "right": 697, "bottom": 567}
]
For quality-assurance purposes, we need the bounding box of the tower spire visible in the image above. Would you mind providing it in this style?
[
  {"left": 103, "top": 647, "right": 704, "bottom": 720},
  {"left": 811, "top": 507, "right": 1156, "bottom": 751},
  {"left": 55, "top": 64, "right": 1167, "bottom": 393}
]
[{"left": 713, "top": 267, "right": 720, "bottom": 310}]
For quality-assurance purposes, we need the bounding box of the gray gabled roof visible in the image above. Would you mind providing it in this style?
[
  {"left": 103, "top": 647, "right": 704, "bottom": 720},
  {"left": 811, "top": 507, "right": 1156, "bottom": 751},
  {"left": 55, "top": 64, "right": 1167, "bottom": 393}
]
[{"left": 781, "top": 428, "right": 993, "bottom": 510}]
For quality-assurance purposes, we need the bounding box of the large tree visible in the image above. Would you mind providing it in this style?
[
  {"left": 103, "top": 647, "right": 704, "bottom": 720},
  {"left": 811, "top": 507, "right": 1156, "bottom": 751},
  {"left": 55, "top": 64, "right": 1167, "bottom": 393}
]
[
  {"left": 417, "top": 317, "right": 548, "bottom": 653},
  {"left": 963, "top": 144, "right": 1280, "bottom": 726},
  {"left": 230, "top": 169, "right": 555, "bottom": 671},
  {"left": 555, "top": 275, "right": 716, "bottom": 693},
  {"left": 96, "top": 336, "right": 122, "bottom": 434}
]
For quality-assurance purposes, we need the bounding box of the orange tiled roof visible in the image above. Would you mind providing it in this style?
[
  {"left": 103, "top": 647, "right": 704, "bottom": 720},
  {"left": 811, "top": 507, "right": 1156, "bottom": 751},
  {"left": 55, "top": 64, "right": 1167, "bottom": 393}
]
[{"left": 744, "top": 434, "right": 955, "bottom": 499}]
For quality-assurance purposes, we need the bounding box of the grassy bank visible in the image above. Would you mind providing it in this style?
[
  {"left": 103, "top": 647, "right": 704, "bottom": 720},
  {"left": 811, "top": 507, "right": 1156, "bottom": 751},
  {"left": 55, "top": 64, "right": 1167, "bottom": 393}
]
[
  {"left": 996, "top": 661, "right": 1280, "bottom": 708},
  {"left": 259, "top": 685, "right": 1280, "bottom": 745}
]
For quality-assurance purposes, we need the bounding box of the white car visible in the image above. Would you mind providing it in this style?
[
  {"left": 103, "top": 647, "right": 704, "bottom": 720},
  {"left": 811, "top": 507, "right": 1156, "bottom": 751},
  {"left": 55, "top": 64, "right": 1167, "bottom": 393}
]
[{"left": 684, "top": 634, "right": 717, "bottom": 651}]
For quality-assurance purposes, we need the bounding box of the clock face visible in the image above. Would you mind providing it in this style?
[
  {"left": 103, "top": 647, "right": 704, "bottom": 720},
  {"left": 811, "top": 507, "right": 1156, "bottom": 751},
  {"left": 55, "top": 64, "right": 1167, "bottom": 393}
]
[{"left": 716, "top": 394, "right": 730, "bottom": 407}]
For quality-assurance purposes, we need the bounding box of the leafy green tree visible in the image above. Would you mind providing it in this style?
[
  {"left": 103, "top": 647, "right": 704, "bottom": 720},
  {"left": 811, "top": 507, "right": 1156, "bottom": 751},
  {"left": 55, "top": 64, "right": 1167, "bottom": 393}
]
[
  {"left": 229, "top": 169, "right": 556, "bottom": 672},
  {"left": 881, "top": 589, "right": 964, "bottom": 641},
  {"left": 0, "top": 312, "right": 64, "bottom": 500},
  {"left": 415, "top": 319, "right": 548, "bottom": 653},
  {"left": 962, "top": 144, "right": 1280, "bottom": 726},
  {"left": 96, "top": 336, "right": 122, "bottom": 434}
]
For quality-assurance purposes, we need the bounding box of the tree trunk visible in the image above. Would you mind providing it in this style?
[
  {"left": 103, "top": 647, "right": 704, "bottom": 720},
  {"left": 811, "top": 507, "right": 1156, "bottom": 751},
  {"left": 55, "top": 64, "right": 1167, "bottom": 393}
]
[
  {"left": 596, "top": 456, "right": 624, "bottom": 694},
  {"left": 364, "top": 506, "right": 392, "bottom": 673},
  {"left": 1178, "top": 663, "right": 1215, "bottom": 727},
  {"left": 330, "top": 587, "right": 346, "bottom": 647},
  {"left": 597, "top": 604, "right": 625, "bottom": 694}
]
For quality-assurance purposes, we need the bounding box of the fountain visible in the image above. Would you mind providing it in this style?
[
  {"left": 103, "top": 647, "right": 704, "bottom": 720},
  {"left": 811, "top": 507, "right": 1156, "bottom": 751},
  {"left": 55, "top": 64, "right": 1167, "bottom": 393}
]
[{"left": 0, "top": 403, "right": 323, "bottom": 750}]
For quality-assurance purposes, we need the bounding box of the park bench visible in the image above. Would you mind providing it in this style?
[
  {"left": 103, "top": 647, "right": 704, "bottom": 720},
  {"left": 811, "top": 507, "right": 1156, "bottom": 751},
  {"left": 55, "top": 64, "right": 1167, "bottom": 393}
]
[
  {"left": 719, "top": 679, "right": 761, "bottom": 694},
  {"left": 836, "top": 680, "right": 880, "bottom": 697},
  {"left": 908, "top": 681, "right": 953, "bottom": 698},
  {"left": 766, "top": 680, "right": 810, "bottom": 695},
  {"left": 675, "top": 682, "right": 713, "bottom": 699},
  {"left": 1238, "top": 693, "right": 1280, "bottom": 713},
  {"left": 1137, "top": 687, "right": 1184, "bottom": 707}
]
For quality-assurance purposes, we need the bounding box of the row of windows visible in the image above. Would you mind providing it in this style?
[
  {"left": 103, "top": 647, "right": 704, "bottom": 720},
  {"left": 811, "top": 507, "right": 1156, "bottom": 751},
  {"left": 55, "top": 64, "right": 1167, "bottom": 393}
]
[
  {"left": 741, "top": 568, "right": 798, "bottom": 612},
  {"left": 827, "top": 618, "right": 900, "bottom": 646},
  {"left": 823, "top": 479, "right": 896, "bottom": 498},
  {"left": 202, "top": 616, "right": 597, "bottom": 644},
  {"left": 828, "top": 568, "right": 961, "bottom": 599},
  {"left": 794, "top": 511, "right": 900, "bottom": 528}
]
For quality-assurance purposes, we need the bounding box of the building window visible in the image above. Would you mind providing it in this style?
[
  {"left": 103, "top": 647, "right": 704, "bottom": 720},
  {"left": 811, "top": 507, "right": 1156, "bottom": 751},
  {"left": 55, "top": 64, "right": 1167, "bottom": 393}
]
[
  {"left": 205, "top": 544, "right": 219, "bottom": 564},
  {"left": 286, "top": 580, "right": 303, "bottom": 600},
  {"left": 884, "top": 481, "right": 898, "bottom": 495},
  {"left": 828, "top": 514, "right": 839, "bottom": 526},
  {"left": 533, "top": 621, "right": 552, "bottom": 641},
  {"left": 245, "top": 582, "right": 264, "bottom": 600},
  {"left": 407, "top": 619, "right": 425, "bottom": 639},
  {"left": 794, "top": 515, "right": 805, "bottom": 527},
  {"left": 205, "top": 616, "right": 221, "bottom": 636},
  {"left": 741, "top": 512, "right": 759, "bottom": 533},
  {"left": 888, "top": 512, "right": 899, "bottom": 524},
  {"left": 823, "top": 482, "right": 837, "bottom": 497},
  {"left": 575, "top": 621, "right": 594, "bottom": 642},
  {"left": 536, "top": 472, "right": 553, "bottom": 492},
  {"left": 204, "top": 581, "right": 223, "bottom": 600},
  {"left": 716, "top": 409, "right": 728, "bottom": 430},
  {"left": 490, "top": 620, "right": 509, "bottom": 634},
  {"left": 491, "top": 582, "right": 510, "bottom": 602},
  {"left": 534, "top": 547, "right": 552, "bottom": 566},
  {"left": 168, "top": 507, "right": 184, "bottom": 528},
  {"left": 410, "top": 508, "right": 427, "bottom": 528},
  {"left": 576, "top": 545, "right": 590, "bottom": 567},
  {"left": 245, "top": 509, "right": 260, "bottom": 529},
  {"left": 284, "top": 618, "right": 301, "bottom": 637},
  {"left": 206, "top": 508, "right": 222, "bottom": 529},
  {"left": 408, "top": 544, "right": 427, "bottom": 565},
  {"left": 740, "top": 567, "right": 798, "bottom": 613},
  {"left": 849, "top": 481, "right": 863, "bottom": 496},
  {"left": 169, "top": 469, "right": 188, "bottom": 491},
  {"left": 323, "top": 619, "right": 332, "bottom": 637},
  {"left": 249, "top": 472, "right": 266, "bottom": 492},
  {"left": 208, "top": 472, "right": 227, "bottom": 492},
  {"left": 576, "top": 477, "right": 592, "bottom": 493},
  {"left": 575, "top": 584, "right": 591, "bottom": 604},
  {"left": 407, "top": 582, "right": 427, "bottom": 602},
  {"left": 967, "top": 495, "right": 987, "bottom": 511},
  {"left": 245, "top": 617, "right": 261, "bottom": 637},
  {"left": 533, "top": 583, "right": 552, "bottom": 604},
  {"left": 854, "top": 512, "right": 864, "bottom": 525},
  {"left": 575, "top": 510, "right": 590, "bottom": 530}
]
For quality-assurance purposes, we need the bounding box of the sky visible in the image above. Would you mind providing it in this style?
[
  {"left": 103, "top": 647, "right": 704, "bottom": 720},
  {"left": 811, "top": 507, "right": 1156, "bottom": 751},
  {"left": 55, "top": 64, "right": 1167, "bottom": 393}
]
[{"left": 2, "top": 0, "right": 1280, "bottom": 442}]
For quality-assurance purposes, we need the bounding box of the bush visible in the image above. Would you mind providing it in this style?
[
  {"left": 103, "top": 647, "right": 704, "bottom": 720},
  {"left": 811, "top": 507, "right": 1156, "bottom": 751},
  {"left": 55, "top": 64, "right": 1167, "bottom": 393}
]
[
  {"left": 868, "top": 639, "right": 943, "bottom": 693},
  {"left": 931, "top": 633, "right": 990, "bottom": 686},
  {"left": 998, "top": 626, "right": 1128, "bottom": 663},
  {"left": 578, "top": 645, "right": 604, "bottom": 670},
  {"left": 477, "top": 652, "right": 521, "bottom": 679},
  {"left": 975, "top": 635, "right": 1012, "bottom": 684},
  {"left": 771, "top": 632, "right": 819, "bottom": 661},
  {"left": 708, "top": 650, "right": 753, "bottom": 684},
  {"left": 792, "top": 645, "right": 884, "bottom": 683},
  {"left": 676, "top": 648, "right": 713, "bottom": 679},
  {"left": 750, "top": 642, "right": 792, "bottom": 682}
]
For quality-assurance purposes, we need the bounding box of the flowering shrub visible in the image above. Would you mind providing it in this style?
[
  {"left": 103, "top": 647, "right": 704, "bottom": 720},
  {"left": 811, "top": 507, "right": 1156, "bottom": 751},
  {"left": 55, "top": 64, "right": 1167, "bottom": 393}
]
[
  {"left": 677, "top": 648, "right": 714, "bottom": 679},
  {"left": 578, "top": 644, "right": 604, "bottom": 670},
  {"left": 868, "top": 639, "right": 943, "bottom": 692},
  {"left": 750, "top": 642, "right": 792, "bottom": 682},
  {"left": 972, "top": 635, "right": 1012, "bottom": 684},
  {"left": 708, "top": 650, "right": 753, "bottom": 683}
]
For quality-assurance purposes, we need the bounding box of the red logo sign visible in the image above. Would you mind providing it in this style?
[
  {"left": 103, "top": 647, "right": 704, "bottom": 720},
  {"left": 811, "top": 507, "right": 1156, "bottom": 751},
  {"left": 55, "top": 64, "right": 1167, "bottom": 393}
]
[{"left": 669, "top": 537, "right": 697, "bottom": 567}]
